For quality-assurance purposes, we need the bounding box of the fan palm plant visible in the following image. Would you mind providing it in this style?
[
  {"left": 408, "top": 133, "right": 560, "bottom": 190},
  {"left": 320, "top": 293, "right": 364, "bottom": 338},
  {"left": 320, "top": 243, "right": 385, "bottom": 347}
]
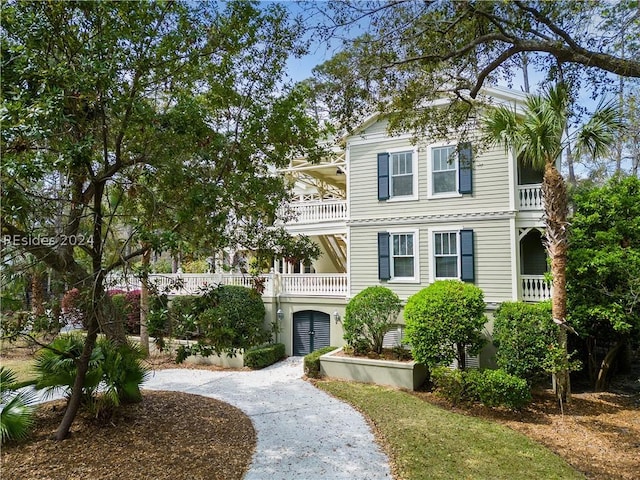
[
  {"left": 1, "top": 367, "right": 37, "bottom": 443},
  {"left": 482, "top": 83, "right": 623, "bottom": 403}
]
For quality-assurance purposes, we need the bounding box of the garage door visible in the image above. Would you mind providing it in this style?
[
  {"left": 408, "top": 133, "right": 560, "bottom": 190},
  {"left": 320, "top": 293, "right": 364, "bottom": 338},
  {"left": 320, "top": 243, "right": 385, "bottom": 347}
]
[{"left": 293, "top": 310, "right": 330, "bottom": 356}]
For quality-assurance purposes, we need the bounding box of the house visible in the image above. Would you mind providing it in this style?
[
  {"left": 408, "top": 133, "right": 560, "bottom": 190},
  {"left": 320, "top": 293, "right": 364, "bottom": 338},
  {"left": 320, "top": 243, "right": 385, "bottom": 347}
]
[
  {"left": 270, "top": 86, "right": 550, "bottom": 362},
  {"left": 115, "top": 86, "right": 550, "bottom": 362}
]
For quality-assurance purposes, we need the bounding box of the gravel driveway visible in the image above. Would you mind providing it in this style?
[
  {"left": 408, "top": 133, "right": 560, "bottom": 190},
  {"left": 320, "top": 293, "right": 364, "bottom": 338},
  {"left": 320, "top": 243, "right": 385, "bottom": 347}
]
[{"left": 143, "top": 357, "right": 392, "bottom": 480}]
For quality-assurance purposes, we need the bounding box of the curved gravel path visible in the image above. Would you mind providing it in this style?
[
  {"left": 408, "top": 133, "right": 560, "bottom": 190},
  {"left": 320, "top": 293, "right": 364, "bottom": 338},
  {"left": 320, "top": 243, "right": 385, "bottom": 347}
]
[{"left": 143, "top": 357, "right": 392, "bottom": 480}]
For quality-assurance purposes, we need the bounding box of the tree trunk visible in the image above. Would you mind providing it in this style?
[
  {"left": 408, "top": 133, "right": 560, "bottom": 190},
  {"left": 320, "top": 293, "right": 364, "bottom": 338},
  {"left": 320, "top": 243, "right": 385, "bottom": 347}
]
[
  {"left": 457, "top": 343, "right": 467, "bottom": 371},
  {"left": 31, "top": 271, "right": 45, "bottom": 317},
  {"left": 139, "top": 247, "right": 151, "bottom": 357},
  {"left": 542, "top": 162, "right": 571, "bottom": 404},
  {"left": 595, "top": 339, "right": 626, "bottom": 392},
  {"left": 55, "top": 315, "right": 99, "bottom": 440}
]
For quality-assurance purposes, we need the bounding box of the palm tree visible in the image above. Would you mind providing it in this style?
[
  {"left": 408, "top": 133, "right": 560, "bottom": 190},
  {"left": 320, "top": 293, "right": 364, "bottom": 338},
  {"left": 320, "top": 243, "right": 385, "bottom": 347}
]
[{"left": 482, "top": 83, "right": 622, "bottom": 403}]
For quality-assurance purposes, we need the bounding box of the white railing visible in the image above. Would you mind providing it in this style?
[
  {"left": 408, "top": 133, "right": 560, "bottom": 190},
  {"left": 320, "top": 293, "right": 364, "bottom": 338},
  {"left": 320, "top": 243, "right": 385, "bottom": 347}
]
[
  {"left": 107, "top": 273, "right": 273, "bottom": 297},
  {"left": 280, "top": 200, "right": 347, "bottom": 225},
  {"left": 106, "top": 272, "right": 348, "bottom": 297},
  {"left": 279, "top": 273, "right": 348, "bottom": 296},
  {"left": 518, "top": 184, "right": 543, "bottom": 210},
  {"left": 521, "top": 275, "right": 552, "bottom": 302}
]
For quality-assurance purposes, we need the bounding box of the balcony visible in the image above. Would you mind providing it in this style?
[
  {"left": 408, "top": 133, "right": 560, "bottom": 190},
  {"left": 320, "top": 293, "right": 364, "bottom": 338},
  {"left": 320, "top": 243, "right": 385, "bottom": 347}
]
[
  {"left": 517, "top": 184, "right": 543, "bottom": 210},
  {"left": 279, "top": 200, "right": 347, "bottom": 226},
  {"left": 521, "top": 275, "right": 552, "bottom": 302},
  {"left": 106, "top": 272, "right": 348, "bottom": 298}
]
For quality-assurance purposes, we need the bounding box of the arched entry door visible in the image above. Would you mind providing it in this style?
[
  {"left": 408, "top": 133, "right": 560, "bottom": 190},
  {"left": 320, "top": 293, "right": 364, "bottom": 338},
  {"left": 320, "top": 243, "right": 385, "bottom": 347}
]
[{"left": 293, "top": 310, "right": 330, "bottom": 356}]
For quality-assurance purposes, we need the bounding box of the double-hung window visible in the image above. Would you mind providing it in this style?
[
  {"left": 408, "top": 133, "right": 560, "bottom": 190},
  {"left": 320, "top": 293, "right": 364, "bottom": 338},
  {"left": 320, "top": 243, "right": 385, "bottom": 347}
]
[
  {"left": 377, "top": 150, "right": 417, "bottom": 201},
  {"left": 391, "top": 152, "right": 413, "bottom": 197},
  {"left": 432, "top": 146, "right": 457, "bottom": 194},
  {"left": 378, "top": 230, "right": 419, "bottom": 282},
  {"left": 428, "top": 143, "right": 473, "bottom": 196},
  {"left": 431, "top": 229, "right": 475, "bottom": 282},
  {"left": 434, "top": 232, "right": 458, "bottom": 278},
  {"left": 392, "top": 233, "right": 414, "bottom": 278}
]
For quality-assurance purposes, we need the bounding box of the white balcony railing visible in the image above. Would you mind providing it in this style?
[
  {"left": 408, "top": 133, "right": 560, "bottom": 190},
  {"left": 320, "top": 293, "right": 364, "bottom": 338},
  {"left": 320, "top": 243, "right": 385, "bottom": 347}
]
[
  {"left": 107, "top": 273, "right": 274, "bottom": 297},
  {"left": 279, "top": 273, "right": 347, "bottom": 296},
  {"left": 521, "top": 275, "right": 552, "bottom": 302},
  {"left": 518, "top": 184, "right": 543, "bottom": 210},
  {"left": 106, "top": 272, "right": 348, "bottom": 297},
  {"left": 281, "top": 200, "right": 347, "bottom": 225}
]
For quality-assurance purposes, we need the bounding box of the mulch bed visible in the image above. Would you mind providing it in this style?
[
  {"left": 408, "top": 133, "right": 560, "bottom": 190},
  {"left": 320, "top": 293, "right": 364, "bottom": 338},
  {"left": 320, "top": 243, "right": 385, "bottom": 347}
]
[{"left": 1, "top": 391, "right": 256, "bottom": 480}]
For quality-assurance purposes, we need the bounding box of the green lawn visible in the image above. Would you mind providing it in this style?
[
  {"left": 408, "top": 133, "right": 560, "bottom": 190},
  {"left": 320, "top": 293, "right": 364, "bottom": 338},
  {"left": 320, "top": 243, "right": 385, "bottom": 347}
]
[
  {"left": 0, "top": 358, "right": 36, "bottom": 385},
  {"left": 316, "top": 381, "right": 584, "bottom": 480}
]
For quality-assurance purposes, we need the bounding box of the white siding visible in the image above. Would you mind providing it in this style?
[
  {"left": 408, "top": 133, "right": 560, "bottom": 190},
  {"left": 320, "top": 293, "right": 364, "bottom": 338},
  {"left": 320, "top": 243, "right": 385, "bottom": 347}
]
[
  {"left": 347, "top": 123, "right": 511, "bottom": 221},
  {"left": 348, "top": 219, "right": 513, "bottom": 304}
]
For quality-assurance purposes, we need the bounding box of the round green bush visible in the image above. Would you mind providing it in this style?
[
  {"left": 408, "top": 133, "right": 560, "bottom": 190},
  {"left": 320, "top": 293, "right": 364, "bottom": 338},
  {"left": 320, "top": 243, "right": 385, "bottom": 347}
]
[
  {"left": 196, "top": 285, "right": 269, "bottom": 352},
  {"left": 469, "top": 369, "right": 532, "bottom": 410},
  {"left": 405, "top": 280, "right": 486, "bottom": 369},
  {"left": 344, "top": 286, "right": 402, "bottom": 354}
]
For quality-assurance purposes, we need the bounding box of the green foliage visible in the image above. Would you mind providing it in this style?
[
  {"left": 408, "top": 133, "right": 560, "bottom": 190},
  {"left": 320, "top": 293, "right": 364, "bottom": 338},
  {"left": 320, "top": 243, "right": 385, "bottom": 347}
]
[
  {"left": 430, "top": 366, "right": 468, "bottom": 405},
  {"left": 244, "top": 343, "right": 286, "bottom": 369},
  {"left": 343, "top": 286, "right": 402, "bottom": 355},
  {"left": 404, "top": 281, "right": 487, "bottom": 369},
  {"left": 303, "top": 346, "right": 338, "bottom": 379},
  {"left": 173, "top": 285, "right": 269, "bottom": 361},
  {"left": 33, "top": 334, "right": 148, "bottom": 411},
  {"left": 493, "top": 301, "right": 557, "bottom": 385},
  {"left": 431, "top": 367, "right": 531, "bottom": 410},
  {"left": 568, "top": 176, "right": 640, "bottom": 340},
  {"left": 1, "top": 367, "right": 36, "bottom": 444},
  {"left": 469, "top": 369, "right": 532, "bottom": 410}
]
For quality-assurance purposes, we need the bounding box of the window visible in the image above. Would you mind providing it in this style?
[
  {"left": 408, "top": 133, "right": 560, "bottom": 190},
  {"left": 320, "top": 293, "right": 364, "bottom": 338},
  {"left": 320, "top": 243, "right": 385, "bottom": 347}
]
[
  {"left": 431, "top": 229, "right": 475, "bottom": 282},
  {"left": 392, "top": 233, "right": 414, "bottom": 278},
  {"left": 428, "top": 143, "right": 473, "bottom": 196},
  {"left": 377, "top": 150, "right": 417, "bottom": 201},
  {"left": 391, "top": 152, "right": 413, "bottom": 197},
  {"left": 378, "top": 230, "right": 419, "bottom": 282},
  {"left": 434, "top": 232, "right": 458, "bottom": 278},
  {"left": 432, "top": 146, "right": 457, "bottom": 194}
]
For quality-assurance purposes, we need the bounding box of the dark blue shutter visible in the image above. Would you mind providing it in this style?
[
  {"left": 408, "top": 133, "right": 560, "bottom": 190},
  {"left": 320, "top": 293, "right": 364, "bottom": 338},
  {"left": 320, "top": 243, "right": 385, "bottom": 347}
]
[
  {"left": 378, "top": 232, "right": 391, "bottom": 280},
  {"left": 460, "top": 229, "right": 475, "bottom": 282},
  {"left": 378, "top": 153, "right": 390, "bottom": 200},
  {"left": 458, "top": 143, "right": 473, "bottom": 194}
]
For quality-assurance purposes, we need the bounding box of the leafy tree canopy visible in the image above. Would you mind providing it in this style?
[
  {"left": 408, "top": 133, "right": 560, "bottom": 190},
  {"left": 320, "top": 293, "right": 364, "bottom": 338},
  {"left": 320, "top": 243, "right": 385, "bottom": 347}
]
[{"left": 303, "top": 0, "right": 640, "bottom": 137}]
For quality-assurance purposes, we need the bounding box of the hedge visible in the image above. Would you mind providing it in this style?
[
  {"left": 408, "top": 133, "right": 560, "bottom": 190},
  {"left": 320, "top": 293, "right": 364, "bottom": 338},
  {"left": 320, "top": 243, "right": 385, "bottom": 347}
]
[
  {"left": 303, "top": 346, "right": 338, "bottom": 378},
  {"left": 244, "top": 343, "right": 286, "bottom": 369}
]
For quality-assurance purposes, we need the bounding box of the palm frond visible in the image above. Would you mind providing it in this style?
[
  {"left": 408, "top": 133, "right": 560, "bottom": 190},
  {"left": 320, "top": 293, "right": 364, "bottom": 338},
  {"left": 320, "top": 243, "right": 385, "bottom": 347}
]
[{"left": 575, "top": 99, "right": 624, "bottom": 161}]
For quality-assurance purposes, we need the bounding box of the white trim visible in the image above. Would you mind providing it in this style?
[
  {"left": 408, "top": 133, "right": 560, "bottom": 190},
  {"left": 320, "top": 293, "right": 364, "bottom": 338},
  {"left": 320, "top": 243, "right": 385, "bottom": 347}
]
[
  {"left": 510, "top": 216, "right": 519, "bottom": 300},
  {"left": 348, "top": 210, "right": 515, "bottom": 227},
  {"left": 508, "top": 147, "right": 516, "bottom": 212},
  {"left": 386, "top": 227, "right": 420, "bottom": 284},
  {"left": 347, "top": 132, "right": 414, "bottom": 146},
  {"left": 428, "top": 226, "right": 465, "bottom": 283},
  {"left": 426, "top": 141, "right": 462, "bottom": 199},
  {"left": 386, "top": 146, "right": 419, "bottom": 202}
]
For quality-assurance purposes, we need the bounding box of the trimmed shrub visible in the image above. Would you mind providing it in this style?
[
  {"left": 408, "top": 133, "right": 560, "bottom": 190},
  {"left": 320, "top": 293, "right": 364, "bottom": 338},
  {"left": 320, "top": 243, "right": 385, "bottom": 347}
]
[
  {"left": 124, "top": 290, "right": 141, "bottom": 334},
  {"left": 244, "top": 343, "right": 286, "bottom": 369},
  {"left": 344, "top": 286, "right": 402, "bottom": 355},
  {"left": 304, "top": 346, "right": 338, "bottom": 378},
  {"left": 469, "top": 369, "right": 531, "bottom": 410},
  {"left": 430, "top": 366, "right": 469, "bottom": 404},
  {"left": 493, "top": 301, "right": 555, "bottom": 385},
  {"left": 405, "top": 280, "right": 486, "bottom": 369}
]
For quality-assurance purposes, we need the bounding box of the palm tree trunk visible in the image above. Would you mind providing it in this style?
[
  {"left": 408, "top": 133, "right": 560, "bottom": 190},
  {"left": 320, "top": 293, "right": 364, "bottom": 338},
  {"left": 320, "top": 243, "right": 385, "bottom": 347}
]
[{"left": 542, "top": 162, "right": 571, "bottom": 404}]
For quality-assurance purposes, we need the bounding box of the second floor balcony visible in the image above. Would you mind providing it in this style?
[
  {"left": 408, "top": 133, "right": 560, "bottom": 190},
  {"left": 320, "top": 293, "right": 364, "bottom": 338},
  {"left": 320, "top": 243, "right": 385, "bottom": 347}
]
[
  {"left": 517, "top": 184, "right": 543, "bottom": 211},
  {"left": 279, "top": 199, "right": 348, "bottom": 226}
]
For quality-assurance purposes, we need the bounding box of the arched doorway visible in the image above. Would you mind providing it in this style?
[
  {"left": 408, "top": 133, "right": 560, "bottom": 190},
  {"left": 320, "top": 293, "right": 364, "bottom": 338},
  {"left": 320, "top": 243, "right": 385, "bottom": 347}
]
[{"left": 293, "top": 310, "right": 330, "bottom": 356}]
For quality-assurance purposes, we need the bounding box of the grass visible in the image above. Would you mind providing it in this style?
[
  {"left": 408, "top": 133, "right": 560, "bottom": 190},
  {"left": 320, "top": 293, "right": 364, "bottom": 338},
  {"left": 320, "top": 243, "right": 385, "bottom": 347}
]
[
  {"left": 0, "top": 358, "right": 36, "bottom": 386},
  {"left": 316, "top": 380, "right": 585, "bottom": 480}
]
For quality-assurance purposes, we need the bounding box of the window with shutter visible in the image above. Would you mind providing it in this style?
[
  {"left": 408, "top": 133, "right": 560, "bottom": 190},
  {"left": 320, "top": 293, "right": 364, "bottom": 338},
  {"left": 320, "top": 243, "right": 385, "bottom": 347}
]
[
  {"left": 378, "top": 151, "right": 417, "bottom": 201},
  {"left": 378, "top": 230, "right": 419, "bottom": 282},
  {"left": 432, "top": 229, "right": 475, "bottom": 283}
]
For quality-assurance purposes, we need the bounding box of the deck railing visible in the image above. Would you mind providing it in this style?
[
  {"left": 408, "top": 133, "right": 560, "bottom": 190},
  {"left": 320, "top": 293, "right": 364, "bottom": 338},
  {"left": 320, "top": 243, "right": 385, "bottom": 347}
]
[
  {"left": 279, "top": 200, "right": 347, "bottom": 225},
  {"left": 517, "top": 184, "right": 543, "bottom": 210},
  {"left": 106, "top": 272, "right": 347, "bottom": 297},
  {"left": 279, "top": 273, "right": 347, "bottom": 296},
  {"left": 521, "top": 275, "right": 552, "bottom": 302}
]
